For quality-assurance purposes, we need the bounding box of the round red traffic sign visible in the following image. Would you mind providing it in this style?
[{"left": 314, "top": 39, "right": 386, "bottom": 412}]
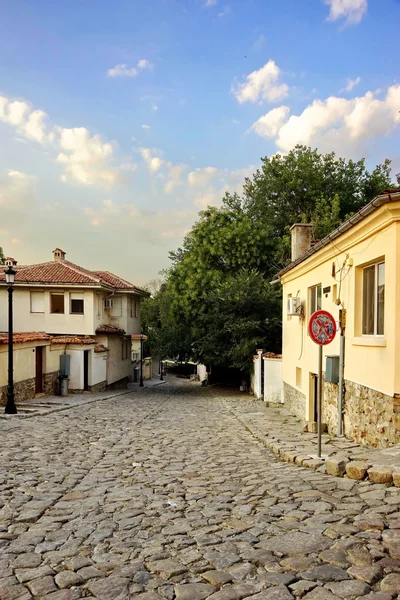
[{"left": 309, "top": 310, "right": 337, "bottom": 345}]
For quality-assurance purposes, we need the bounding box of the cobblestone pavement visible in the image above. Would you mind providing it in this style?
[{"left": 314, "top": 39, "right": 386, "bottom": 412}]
[{"left": 0, "top": 381, "right": 399, "bottom": 600}]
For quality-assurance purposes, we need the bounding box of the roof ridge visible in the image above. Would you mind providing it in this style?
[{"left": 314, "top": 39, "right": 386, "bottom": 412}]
[
  {"left": 94, "top": 270, "right": 136, "bottom": 288},
  {"left": 62, "top": 260, "right": 103, "bottom": 284}
]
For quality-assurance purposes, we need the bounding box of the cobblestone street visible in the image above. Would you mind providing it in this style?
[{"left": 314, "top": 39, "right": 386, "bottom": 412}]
[{"left": 0, "top": 381, "right": 399, "bottom": 600}]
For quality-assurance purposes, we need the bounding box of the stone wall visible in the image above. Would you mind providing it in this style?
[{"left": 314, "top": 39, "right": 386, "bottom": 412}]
[
  {"left": 43, "top": 371, "right": 60, "bottom": 396},
  {"left": 343, "top": 380, "right": 400, "bottom": 448},
  {"left": 322, "top": 376, "right": 400, "bottom": 448},
  {"left": 107, "top": 376, "right": 128, "bottom": 391},
  {"left": 283, "top": 382, "right": 306, "bottom": 420},
  {"left": 0, "top": 377, "right": 35, "bottom": 406},
  {"left": 89, "top": 380, "right": 107, "bottom": 393}
]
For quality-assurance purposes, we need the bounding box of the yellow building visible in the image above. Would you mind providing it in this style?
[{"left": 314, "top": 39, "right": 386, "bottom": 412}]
[{"left": 278, "top": 190, "right": 400, "bottom": 448}]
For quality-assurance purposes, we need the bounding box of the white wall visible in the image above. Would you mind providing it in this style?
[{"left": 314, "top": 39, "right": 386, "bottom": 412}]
[
  {"left": 69, "top": 350, "right": 84, "bottom": 389},
  {"left": 0, "top": 288, "right": 96, "bottom": 335},
  {"left": 263, "top": 357, "right": 283, "bottom": 403},
  {"left": 89, "top": 351, "right": 107, "bottom": 386},
  {"left": 253, "top": 351, "right": 263, "bottom": 399},
  {"left": 106, "top": 336, "right": 131, "bottom": 385},
  {"left": 197, "top": 364, "right": 208, "bottom": 382}
]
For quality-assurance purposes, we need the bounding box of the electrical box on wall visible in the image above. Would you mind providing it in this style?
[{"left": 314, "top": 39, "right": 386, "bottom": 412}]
[{"left": 326, "top": 355, "right": 339, "bottom": 384}]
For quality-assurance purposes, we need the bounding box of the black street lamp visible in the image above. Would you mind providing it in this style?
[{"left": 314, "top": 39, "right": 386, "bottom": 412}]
[
  {"left": 160, "top": 359, "right": 163, "bottom": 381},
  {"left": 139, "top": 332, "right": 144, "bottom": 387},
  {"left": 5, "top": 264, "right": 17, "bottom": 414}
]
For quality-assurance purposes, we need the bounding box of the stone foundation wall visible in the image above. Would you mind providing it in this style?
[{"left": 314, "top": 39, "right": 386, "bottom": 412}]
[
  {"left": 89, "top": 380, "right": 107, "bottom": 393},
  {"left": 283, "top": 382, "right": 306, "bottom": 420},
  {"left": 107, "top": 377, "right": 128, "bottom": 391},
  {"left": 343, "top": 380, "right": 400, "bottom": 448},
  {"left": 0, "top": 378, "right": 35, "bottom": 406},
  {"left": 322, "top": 376, "right": 339, "bottom": 435},
  {"left": 43, "top": 371, "right": 60, "bottom": 396}
]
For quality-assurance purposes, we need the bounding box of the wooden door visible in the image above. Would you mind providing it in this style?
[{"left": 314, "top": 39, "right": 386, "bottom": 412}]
[{"left": 35, "top": 347, "right": 43, "bottom": 394}]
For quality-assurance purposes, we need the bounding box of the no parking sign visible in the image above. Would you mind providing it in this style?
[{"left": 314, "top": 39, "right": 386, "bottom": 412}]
[{"left": 309, "top": 310, "right": 336, "bottom": 346}]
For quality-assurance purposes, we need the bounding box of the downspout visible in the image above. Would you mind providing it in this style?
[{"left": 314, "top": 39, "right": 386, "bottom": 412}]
[{"left": 338, "top": 309, "right": 346, "bottom": 437}]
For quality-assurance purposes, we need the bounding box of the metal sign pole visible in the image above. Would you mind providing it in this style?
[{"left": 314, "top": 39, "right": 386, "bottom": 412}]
[{"left": 317, "top": 344, "right": 323, "bottom": 458}]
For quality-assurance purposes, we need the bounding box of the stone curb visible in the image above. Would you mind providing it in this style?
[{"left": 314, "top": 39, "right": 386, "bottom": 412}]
[{"left": 220, "top": 398, "right": 400, "bottom": 488}]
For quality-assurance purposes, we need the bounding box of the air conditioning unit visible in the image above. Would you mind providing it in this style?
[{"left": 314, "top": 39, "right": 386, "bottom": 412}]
[
  {"left": 287, "top": 296, "right": 301, "bottom": 316},
  {"left": 104, "top": 299, "right": 114, "bottom": 309}
]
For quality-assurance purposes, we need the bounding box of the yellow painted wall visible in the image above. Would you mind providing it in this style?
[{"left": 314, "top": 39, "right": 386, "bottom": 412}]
[{"left": 281, "top": 203, "right": 400, "bottom": 422}]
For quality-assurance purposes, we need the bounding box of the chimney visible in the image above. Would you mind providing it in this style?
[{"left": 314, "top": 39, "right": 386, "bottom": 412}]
[
  {"left": 4, "top": 257, "right": 17, "bottom": 267},
  {"left": 53, "top": 248, "right": 66, "bottom": 261},
  {"left": 290, "top": 224, "right": 313, "bottom": 261}
]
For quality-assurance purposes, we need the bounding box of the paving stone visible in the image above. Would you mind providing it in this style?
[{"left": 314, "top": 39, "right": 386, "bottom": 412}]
[
  {"left": 174, "top": 582, "right": 216, "bottom": 599},
  {"left": 201, "top": 570, "right": 234, "bottom": 586},
  {"left": 302, "top": 589, "right": 340, "bottom": 600},
  {"left": 147, "top": 559, "right": 186, "bottom": 579},
  {"left": 367, "top": 468, "right": 393, "bottom": 485},
  {"left": 11, "top": 554, "right": 42, "bottom": 569},
  {"left": 281, "top": 558, "right": 315, "bottom": 572},
  {"left": 54, "top": 570, "right": 84, "bottom": 589},
  {"left": 26, "top": 575, "right": 58, "bottom": 596},
  {"left": 133, "top": 594, "right": 163, "bottom": 600},
  {"left": 345, "top": 463, "right": 369, "bottom": 481},
  {"left": 326, "top": 457, "right": 349, "bottom": 478},
  {"left": 0, "top": 585, "right": 33, "bottom": 600},
  {"left": 379, "top": 573, "right": 400, "bottom": 592},
  {"left": 15, "top": 565, "right": 55, "bottom": 583},
  {"left": 246, "top": 587, "right": 295, "bottom": 600},
  {"left": 261, "top": 573, "right": 298, "bottom": 586},
  {"left": 289, "top": 581, "right": 319, "bottom": 599},
  {"left": 41, "top": 591, "right": 82, "bottom": 600},
  {"left": 207, "top": 583, "right": 258, "bottom": 599},
  {"left": 345, "top": 546, "right": 373, "bottom": 567},
  {"left": 300, "top": 565, "right": 351, "bottom": 582},
  {"left": 347, "top": 566, "right": 382, "bottom": 585},
  {"left": 85, "top": 576, "right": 130, "bottom": 599},
  {"left": 325, "top": 581, "right": 371, "bottom": 598},
  {"left": 76, "top": 566, "right": 104, "bottom": 581},
  {"left": 263, "top": 533, "right": 331, "bottom": 556},
  {"left": 357, "top": 594, "right": 392, "bottom": 600},
  {"left": 319, "top": 550, "right": 350, "bottom": 569},
  {"left": 63, "top": 556, "right": 92, "bottom": 571}
]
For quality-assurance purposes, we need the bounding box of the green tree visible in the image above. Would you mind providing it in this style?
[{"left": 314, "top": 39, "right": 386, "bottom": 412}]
[{"left": 0, "top": 247, "right": 4, "bottom": 265}]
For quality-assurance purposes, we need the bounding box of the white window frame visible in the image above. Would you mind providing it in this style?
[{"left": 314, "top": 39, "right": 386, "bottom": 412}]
[
  {"left": 362, "top": 262, "right": 385, "bottom": 337},
  {"left": 309, "top": 284, "right": 322, "bottom": 317}
]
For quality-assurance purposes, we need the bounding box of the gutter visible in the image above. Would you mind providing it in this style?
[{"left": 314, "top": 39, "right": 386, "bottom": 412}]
[{"left": 277, "top": 190, "right": 400, "bottom": 279}]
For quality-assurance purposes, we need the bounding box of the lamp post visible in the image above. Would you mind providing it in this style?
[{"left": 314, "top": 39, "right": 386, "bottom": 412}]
[
  {"left": 5, "top": 264, "right": 17, "bottom": 414},
  {"left": 139, "top": 332, "right": 144, "bottom": 387},
  {"left": 160, "top": 359, "right": 163, "bottom": 381}
]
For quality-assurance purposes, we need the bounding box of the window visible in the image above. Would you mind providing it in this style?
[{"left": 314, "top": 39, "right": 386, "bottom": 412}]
[
  {"left": 30, "top": 291, "right": 44, "bottom": 313},
  {"left": 70, "top": 293, "right": 84, "bottom": 315},
  {"left": 122, "top": 340, "right": 130, "bottom": 360},
  {"left": 50, "top": 293, "right": 64, "bottom": 314},
  {"left": 363, "top": 262, "right": 385, "bottom": 336},
  {"left": 131, "top": 297, "right": 138, "bottom": 318},
  {"left": 296, "top": 367, "right": 302, "bottom": 389},
  {"left": 309, "top": 284, "right": 322, "bottom": 316}
]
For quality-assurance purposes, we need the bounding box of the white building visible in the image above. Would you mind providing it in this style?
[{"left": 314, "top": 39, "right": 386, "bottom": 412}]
[{"left": 0, "top": 248, "right": 149, "bottom": 402}]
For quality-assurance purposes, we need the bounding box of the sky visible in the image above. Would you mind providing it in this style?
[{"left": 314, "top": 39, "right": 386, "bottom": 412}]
[{"left": 0, "top": 0, "right": 399, "bottom": 285}]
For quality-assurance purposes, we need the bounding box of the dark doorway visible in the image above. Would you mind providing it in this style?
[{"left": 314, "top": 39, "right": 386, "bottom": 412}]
[
  {"left": 83, "top": 351, "right": 89, "bottom": 391},
  {"left": 35, "top": 347, "right": 43, "bottom": 394},
  {"left": 311, "top": 373, "right": 318, "bottom": 422}
]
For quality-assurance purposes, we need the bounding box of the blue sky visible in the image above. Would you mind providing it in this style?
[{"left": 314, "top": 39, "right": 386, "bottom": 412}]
[{"left": 0, "top": 0, "right": 399, "bottom": 283}]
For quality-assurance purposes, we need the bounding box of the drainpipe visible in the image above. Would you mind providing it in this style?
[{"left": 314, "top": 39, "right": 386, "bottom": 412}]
[{"left": 338, "top": 309, "right": 346, "bottom": 437}]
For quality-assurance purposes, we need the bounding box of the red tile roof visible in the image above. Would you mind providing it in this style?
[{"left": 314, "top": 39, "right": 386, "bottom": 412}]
[
  {"left": 0, "top": 332, "right": 51, "bottom": 345},
  {"left": 94, "top": 343, "right": 109, "bottom": 353},
  {"left": 131, "top": 333, "right": 148, "bottom": 341},
  {"left": 50, "top": 336, "right": 96, "bottom": 346},
  {"left": 96, "top": 324, "right": 126, "bottom": 335},
  {"left": 0, "top": 256, "right": 149, "bottom": 295}
]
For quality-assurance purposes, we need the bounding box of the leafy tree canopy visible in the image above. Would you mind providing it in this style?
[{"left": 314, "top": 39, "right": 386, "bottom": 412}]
[{"left": 142, "top": 145, "right": 394, "bottom": 375}]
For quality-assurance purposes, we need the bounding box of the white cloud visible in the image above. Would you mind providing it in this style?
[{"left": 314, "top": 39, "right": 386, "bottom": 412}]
[
  {"left": 107, "top": 58, "right": 154, "bottom": 78},
  {"left": 141, "top": 124, "right": 151, "bottom": 130},
  {"left": 232, "top": 60, "right": 289, "bottom": 104},
  {"left": 152, "top": 104, "right": 158, "bottom": 111},
  {"left": 137, "top": 59, "right": 153, "bottom": 70},
  {"left": 140, "top": 148, "right": 166, "bottom": 172},
  {"left": 56, "top": 127, "right": 118, "bottom": 186},
  {"left": 324, "top": 0, "right": 368, "bottom": 25},
  {"left": 204, "top": 0, "right": 217, "bottom": 6},
  {"left": 218, "top": 5, "right": 231, "bottom": 17},
  {"left": 253, "top": 34, "right": 266, "bottom": 50},
  {"left": 341, "top": 76, "right": 361, "bottom": 92},
  {"left": 250, "top": 84, "right": 400, "bottom": 155},
  {"left": 250, "top": 106, "right": 290, "bottom": 137},
  {"left": 0, "top": 94, "right": 119, "bottom": 187},
  {"left": 0, "top": 169, "right": 37, "bottom": 208},
  {"left": 107, "top": 64, "right": 138, "bottom": 77}
]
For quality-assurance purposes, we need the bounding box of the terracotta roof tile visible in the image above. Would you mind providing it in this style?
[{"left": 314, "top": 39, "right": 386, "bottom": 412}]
[
  {"left": 50, "top": 336, "right": 96, "bottom": 346},
  {"left": 96, "top": 324, "right": 126, "bottom": 335},
  {"left": 94, "top": 343, "right": 109, "bottom": 353},
  {"left": 0, "top": 332, "right": 52, "bottom": 345},
  {"left": 131, "top": 333, "right": 148, "bottom": 340},
  {"left": 93, "top": 271, "right": 149, "bottom": 295}
]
